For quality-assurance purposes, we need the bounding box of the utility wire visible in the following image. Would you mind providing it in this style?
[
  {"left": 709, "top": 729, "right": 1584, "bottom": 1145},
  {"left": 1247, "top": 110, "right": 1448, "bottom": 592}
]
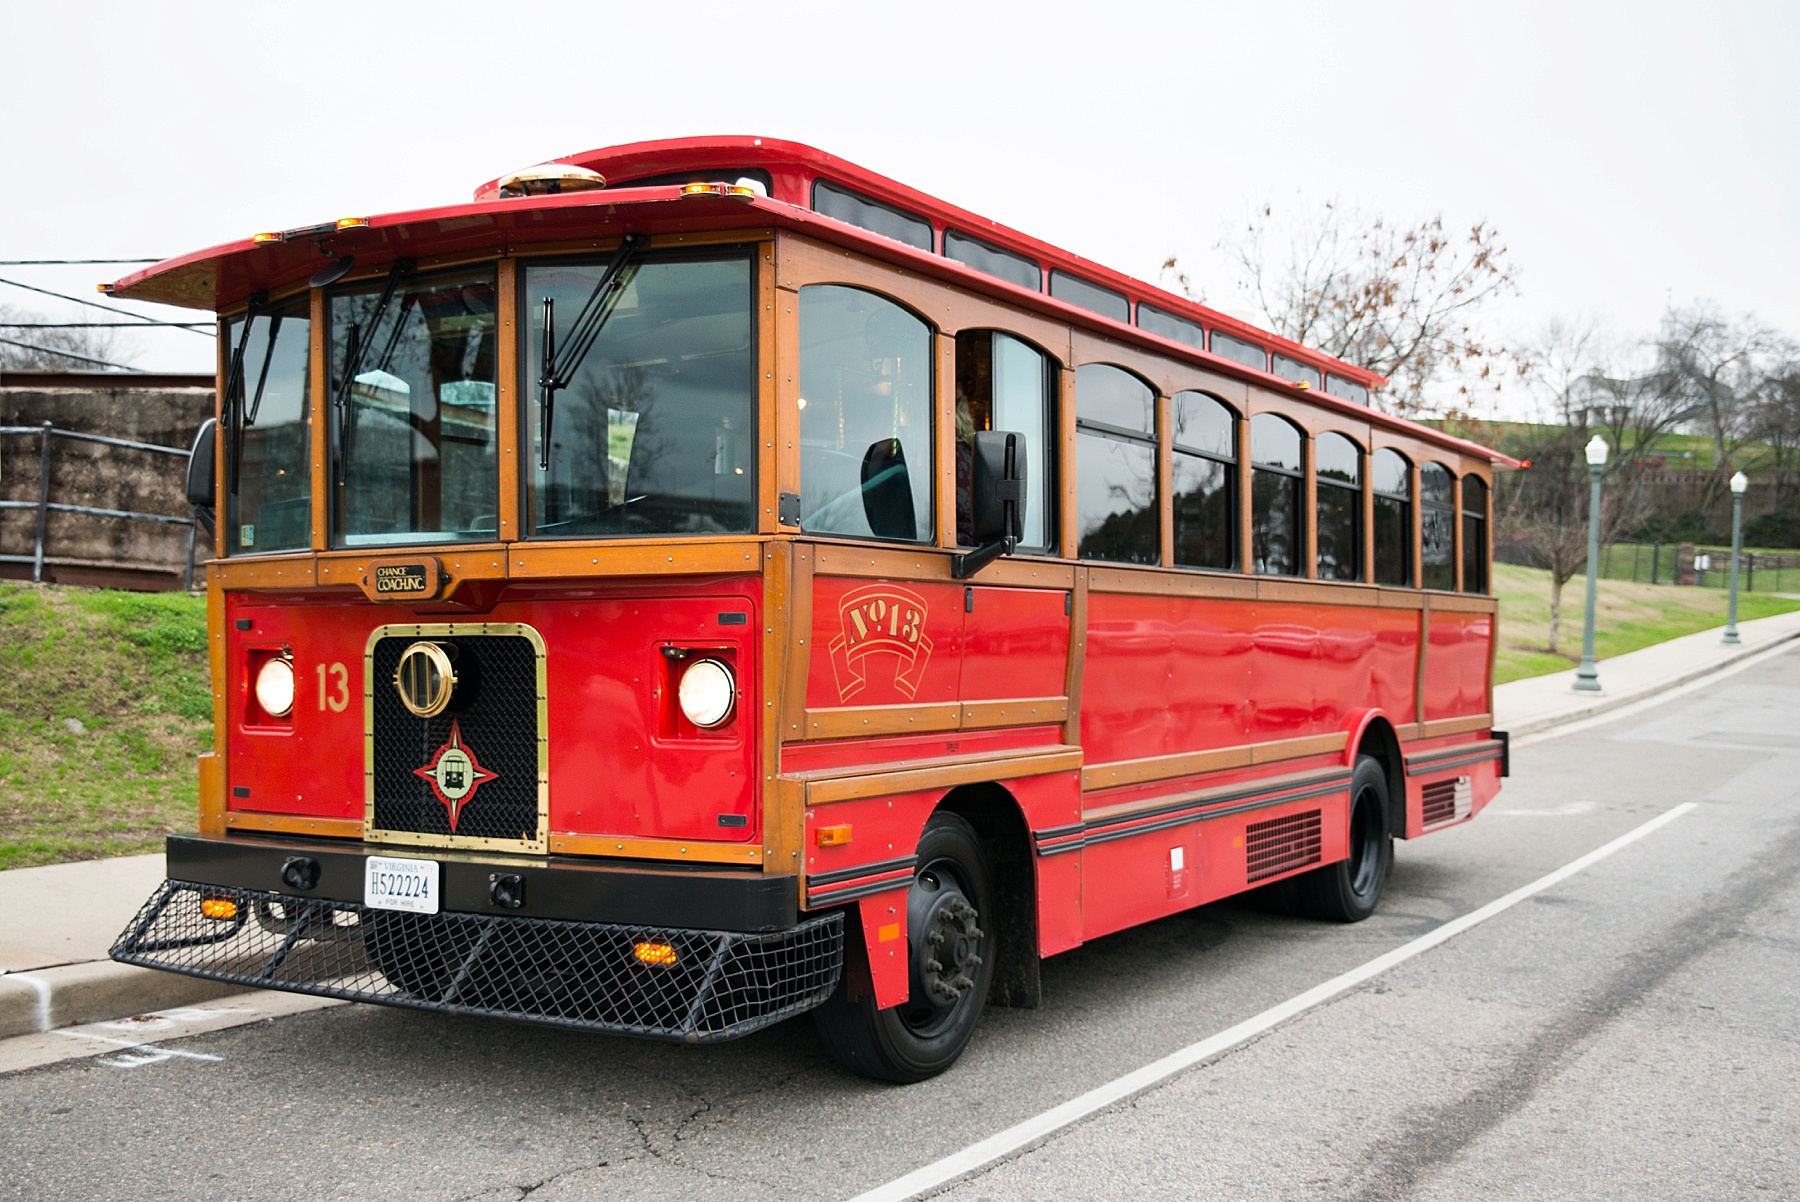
[
  {"left": 0, "top": 335, "right": 139, "bottom": 371},
  {"left": 0, "top": 258, "right": 162, "bottom": 265},
  {"left": 0, "top": 277, "right": 213, "bottom": 338},
  {"left": 0, "top": 320, "right": 212, "bottom": 330}
]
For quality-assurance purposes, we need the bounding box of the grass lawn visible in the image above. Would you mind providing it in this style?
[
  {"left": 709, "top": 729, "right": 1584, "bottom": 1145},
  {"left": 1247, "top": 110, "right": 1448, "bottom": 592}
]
[
  {"left": 0, "top": 584, "right": 211, "bottom": 870},
  {"left": 1492, "top": 562, "right": 1800, "bottom": 684}
]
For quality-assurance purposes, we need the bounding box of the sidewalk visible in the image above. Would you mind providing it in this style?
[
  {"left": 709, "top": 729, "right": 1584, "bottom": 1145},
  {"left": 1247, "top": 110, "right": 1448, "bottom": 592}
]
[
  {"left": 4, "top": 610, "right": 1798, "bottom": 1042},
  {"left": 1493, "top": 608, "right": 1800, "bottom": 736}
]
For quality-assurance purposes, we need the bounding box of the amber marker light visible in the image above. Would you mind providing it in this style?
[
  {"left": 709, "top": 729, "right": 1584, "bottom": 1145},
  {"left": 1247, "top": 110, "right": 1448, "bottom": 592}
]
[
  {"left": 634, "top": 941, "right": 678, "bottom": 967},
  {"left": 201, "top": 898, "right": 238, "bottom": 920},
  {"left": 252, "top": 232, "right": 283, "bottom": 245},
  {"left": 679, "top": 182, "right": 758, "bottom": 201},
  {"left": 817, "top": 824, "right": 853, "bottom": 847},
  {"left": 336, "top": 217, "right": 370, "bottom": 229}
]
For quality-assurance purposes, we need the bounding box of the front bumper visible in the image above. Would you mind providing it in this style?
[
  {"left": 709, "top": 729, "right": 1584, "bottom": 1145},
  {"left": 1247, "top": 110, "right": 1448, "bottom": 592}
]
[{"left": 110, "top": 835, "right": 841, "bottom": 1044}]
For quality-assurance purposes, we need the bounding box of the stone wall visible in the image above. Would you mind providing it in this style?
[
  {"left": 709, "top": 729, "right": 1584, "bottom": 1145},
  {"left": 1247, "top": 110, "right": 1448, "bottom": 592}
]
[{"left": 0, "top": 372, "right": 215, "bottom": 590}]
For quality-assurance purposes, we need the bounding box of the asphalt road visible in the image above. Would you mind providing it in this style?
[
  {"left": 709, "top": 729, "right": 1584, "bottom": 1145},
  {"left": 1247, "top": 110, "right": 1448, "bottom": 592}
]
[{"left": 5, "top": 648, "right": 1798, "bottom": 1202}]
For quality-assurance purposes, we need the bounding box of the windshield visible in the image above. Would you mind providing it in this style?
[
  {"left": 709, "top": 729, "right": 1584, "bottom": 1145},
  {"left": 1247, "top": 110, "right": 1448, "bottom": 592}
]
[
  {"left": 525, "top": 251, "right": 755, "bottom": 538},
  {"left": 328, "top": 265, "right": 499, "bottom": 547},
  {"left": 224, "top": 294, "right": 311, "bottom": 555}
]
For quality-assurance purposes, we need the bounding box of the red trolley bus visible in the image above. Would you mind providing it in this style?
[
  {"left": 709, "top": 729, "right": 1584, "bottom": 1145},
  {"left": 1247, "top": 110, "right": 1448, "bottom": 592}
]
[{"left": 109, "top": 137, "right": 1513, "bottom": 1081}]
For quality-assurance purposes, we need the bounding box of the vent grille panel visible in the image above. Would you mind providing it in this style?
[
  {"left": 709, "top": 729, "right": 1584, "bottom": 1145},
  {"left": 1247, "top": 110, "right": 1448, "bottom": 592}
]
[
  {"left": 1421, "top": 776, "right": 1473, "bottom": 827},
  {"left": 1245, "top": 809, "right": 1323, "bottom": 882}
]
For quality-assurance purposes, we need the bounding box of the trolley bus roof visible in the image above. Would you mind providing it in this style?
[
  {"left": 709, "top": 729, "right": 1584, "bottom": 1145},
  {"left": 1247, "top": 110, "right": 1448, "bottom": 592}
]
[{"left": 106, "top": 136, "right": 1519, "bottom": 467}]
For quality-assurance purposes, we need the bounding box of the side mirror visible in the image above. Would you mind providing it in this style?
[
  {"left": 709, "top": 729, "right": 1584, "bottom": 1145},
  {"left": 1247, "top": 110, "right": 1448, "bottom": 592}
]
[
  {"left": 859, "top": 437, "right": 918, "bottom": 540},
  {"left": 955, "top": 430, "right": 1026, "bottom": 579},
  {"left": 186, "top": 418, "right": 217, "bottom": 508}
]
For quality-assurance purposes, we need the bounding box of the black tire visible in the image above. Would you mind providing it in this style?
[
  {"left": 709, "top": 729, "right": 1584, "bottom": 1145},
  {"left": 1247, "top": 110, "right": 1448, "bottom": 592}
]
[
  {"left": 1296, "top": 755, "right": 1393, "bottom": 923},
  {"left": 813, "top": 812, "right": 996, "bottom": 1083}
]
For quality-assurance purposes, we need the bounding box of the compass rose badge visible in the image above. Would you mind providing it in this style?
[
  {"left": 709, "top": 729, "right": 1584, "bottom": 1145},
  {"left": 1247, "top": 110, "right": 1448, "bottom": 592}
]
[{"left": 413, "top": 719, "right": 498, "bottom": 832}]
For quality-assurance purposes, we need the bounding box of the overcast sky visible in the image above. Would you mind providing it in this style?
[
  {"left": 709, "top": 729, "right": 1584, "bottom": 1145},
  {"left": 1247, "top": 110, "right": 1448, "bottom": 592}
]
[{"left": 4, "top": 0, "right": 1796, "bottom": 400}]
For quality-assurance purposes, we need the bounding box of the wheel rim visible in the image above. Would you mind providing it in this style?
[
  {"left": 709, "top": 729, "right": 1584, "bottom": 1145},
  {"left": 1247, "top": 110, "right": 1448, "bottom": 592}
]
[
  {"left": 1346, "top": 785, "right": 1385, "bottom": 898},
  {"left": 899, "top": 857, "right": 985, "bottom": 1037}
]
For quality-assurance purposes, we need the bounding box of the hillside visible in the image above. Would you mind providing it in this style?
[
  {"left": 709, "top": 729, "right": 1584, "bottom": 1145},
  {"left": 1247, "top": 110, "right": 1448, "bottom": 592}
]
[{"left": 0, "top": 584, "right": 210, "bottom": 869}]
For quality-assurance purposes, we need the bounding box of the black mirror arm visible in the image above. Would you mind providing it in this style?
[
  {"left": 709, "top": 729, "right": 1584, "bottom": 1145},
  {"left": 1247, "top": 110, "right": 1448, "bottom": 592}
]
[{"left": 953, "top": 532, "right": 1017, "bottom": 580}]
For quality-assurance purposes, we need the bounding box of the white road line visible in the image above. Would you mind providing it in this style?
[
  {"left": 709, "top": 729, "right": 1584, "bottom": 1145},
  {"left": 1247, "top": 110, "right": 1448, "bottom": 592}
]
[{"left": 848, "top": 800, "right": 1699, "bottom": 1202}]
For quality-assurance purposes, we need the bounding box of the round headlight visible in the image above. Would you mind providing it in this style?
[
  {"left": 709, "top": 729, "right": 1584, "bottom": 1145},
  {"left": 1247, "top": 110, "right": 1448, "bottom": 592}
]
[
  {"left": 678, "top": 658, "right": 736, "bottom": 728},
  {"left": 255, "top": 656, "right": 295, "bottom": 718}
]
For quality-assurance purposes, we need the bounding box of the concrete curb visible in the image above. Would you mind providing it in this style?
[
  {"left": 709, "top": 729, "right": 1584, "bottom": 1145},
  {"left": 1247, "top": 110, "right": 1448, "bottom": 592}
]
[
  {"left": 0, "top": 960, "right": 244, "bottom": 1040},
  {"left": 1502, "top": 628, "right": 1800, "bottom": 738}
]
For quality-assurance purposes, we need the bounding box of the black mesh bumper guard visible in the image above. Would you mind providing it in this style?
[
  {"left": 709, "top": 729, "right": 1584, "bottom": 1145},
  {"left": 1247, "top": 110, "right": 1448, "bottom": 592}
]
[{"left": 112, "top": 880, "right": 842, "bottom": 1044}]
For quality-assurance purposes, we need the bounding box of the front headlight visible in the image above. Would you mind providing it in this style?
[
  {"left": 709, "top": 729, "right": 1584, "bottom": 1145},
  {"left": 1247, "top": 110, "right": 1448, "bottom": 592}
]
[
  {"left": 678, "top": 658, "right": 736, "bottom": 728},
  {"left": 255, "top": 656, "right": 295, "bottom": 718}
]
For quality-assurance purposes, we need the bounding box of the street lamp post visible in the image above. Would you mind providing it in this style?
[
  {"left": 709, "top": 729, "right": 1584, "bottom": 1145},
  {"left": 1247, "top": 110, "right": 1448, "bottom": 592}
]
[
  {"left": 1724, "top": 470, "right": 1749, "bottom": 645},
  {"left": 1574, "top": 434, "right": 1609, "bottom": 692}
]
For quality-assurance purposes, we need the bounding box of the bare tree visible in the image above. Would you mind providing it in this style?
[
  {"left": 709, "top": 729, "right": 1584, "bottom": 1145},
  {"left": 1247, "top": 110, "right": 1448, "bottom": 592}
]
[
  {"left": 0, "top": 304, "right": 137, "bottom": 370},
  {"left": 1651, "top": 304, "right": 1781, "bottom": 498},
  {"left": 1166, "top": 197, "right": 1519, "bottom": 416}
]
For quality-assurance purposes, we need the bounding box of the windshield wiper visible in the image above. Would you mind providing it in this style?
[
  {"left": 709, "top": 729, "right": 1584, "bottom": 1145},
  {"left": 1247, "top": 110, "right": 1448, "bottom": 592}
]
[
  {"left": 538, "top": 233, "right": 646, "bottom": 470},
  {"left": 222, "top": 291, "right": 266, "bottom": 495},
  {"left": 331, "top": 258, "right": 414, "bottom": 482}
]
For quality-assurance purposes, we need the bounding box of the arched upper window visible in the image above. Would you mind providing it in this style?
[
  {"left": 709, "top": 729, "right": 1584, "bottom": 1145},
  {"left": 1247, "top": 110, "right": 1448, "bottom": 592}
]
[
  {"left": 1420, "top": 462, "right": 1455, "bottom": 590},
  {"left": 1172, "top": 392, "right": 1237, "bottom": 571},
  {"left": 1075, "top": 364, "right": 1158, "bottom": 564},
  {"left": 1314, "top": 431, "right": 1362, "bottom": 582},
  {"left": 1251, "top": 413, "right": 1304, "bottom": 576},
  {"left": 1371, "top": 448, "right": 1412, "bottom": 586},
  {"left": 954, "top": 330, "right": 1055, "bottom": 551},
  {"left": 1461, "top": 473, "right": 1488, "bottom": 593},
  {"left": 797, "top": 285, "right": 933, "bottom": 542}
]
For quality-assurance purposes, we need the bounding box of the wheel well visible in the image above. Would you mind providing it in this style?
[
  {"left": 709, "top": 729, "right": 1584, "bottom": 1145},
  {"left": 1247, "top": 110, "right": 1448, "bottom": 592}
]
[
  {"left": 937, "top": 783, "right": 1040, "bottom": 1008},
  {"left": 1355, "top": 718, "right": 1407, "bottom": 838}
]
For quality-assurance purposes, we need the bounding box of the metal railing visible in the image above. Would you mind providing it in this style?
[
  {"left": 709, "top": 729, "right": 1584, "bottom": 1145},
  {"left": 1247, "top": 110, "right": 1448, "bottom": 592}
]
[{"left": 0, "top": 420, "right": 198, "bottom": 588}]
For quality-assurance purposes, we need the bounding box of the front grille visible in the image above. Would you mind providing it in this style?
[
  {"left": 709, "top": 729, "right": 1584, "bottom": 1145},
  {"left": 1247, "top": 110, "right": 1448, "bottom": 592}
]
[
  {"left": 370, "top": 630, "right": 543, "bottom": 847},
  {"left": 1245, "top": 809, "right": 1323, "bottom": 882},
  {"left": 112, "top": 881, "right": 842, "bottom": 1043}
]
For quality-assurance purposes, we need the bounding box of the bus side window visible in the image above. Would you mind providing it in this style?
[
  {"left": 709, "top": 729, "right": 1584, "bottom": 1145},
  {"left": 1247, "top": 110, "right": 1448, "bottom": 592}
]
[
  {"left": 1171, "top": 391, "right": 1237, "bottom": 571},
  {"left": 1250, "top": 413, "right": 1304, "bottom": 576},
  {"left": 1371, "top": 448, "right": 1412, "bottom": 586},
  {"left": 1461, "top": 473, "right": 1489, "bottom": 593},
  {"left": 797, "top": 286, "right": 934, "bottom": 542},
  {"left": 1314, "top": 431, "right": 1363, "bottom": 582},
  {"left": 1420, "top": 462, "right": 1456, "bottom": 590},
  {"left": 954, "top": 330, "right": 1054, "bottom": 550},
  {"left": 1075, "top": 364, "right": 1159, "bottom": 564}
]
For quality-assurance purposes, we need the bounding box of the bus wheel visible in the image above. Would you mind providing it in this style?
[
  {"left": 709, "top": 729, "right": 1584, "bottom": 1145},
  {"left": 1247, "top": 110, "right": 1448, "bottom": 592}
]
[
  {"left": 813, "top": 812, "right": 996, "bottom": 1083},
  {"left": 1297, "top": 755, "right": 1393, "bottom": 923}
]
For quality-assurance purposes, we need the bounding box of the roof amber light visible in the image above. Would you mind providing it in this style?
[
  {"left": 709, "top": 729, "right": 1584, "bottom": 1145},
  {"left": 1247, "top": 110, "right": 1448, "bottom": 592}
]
[
  {"left": 201, "top": 898, "right": 238, "bottom": 921},
  {"left": 336, "top": 217, "right": 369, "bottom": 230},
  {"left": 633, "top": 940, "right": 678, "bottom": 967},
  {"left": 679, "top": 182, "right": 759, "bottom": 201},
  {"left": 252, "top": 232, "right": 282, "bottom": 245}
]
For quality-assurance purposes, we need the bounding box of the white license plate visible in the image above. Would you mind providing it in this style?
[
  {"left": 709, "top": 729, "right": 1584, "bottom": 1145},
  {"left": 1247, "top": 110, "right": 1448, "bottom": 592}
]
[{"left": 364, "top": 856, "right": 440, "bottom": 915}]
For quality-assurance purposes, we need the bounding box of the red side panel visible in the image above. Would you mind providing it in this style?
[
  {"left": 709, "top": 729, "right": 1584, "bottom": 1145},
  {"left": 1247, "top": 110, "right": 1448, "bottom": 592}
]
[
  {"left": 856, "top": 888, "right": 911, "bottom": 1009},
  {"left": 960, "top": 586, "right": 1069, "bottom": 702},
  {"left": 806, "top": 577, "right": 964, "bottom": 709},
  {"left": 1424, "top": 611, "right": 1493, "bottom": 721},
  {"left": 1080, "top": 592, "right": 1178, "bottom": 763}
]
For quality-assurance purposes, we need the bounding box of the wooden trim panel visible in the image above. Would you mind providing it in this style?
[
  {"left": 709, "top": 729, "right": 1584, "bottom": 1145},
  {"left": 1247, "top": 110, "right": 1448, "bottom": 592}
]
[
  {"left": 548, "top": 833, "right": 765, "bottom": 865},
  {"left": 802, "top": 696, "right": 1068, "bottom": 740},
  {"left": 508, "top": 540, "right": 762, "bottom": 579},
  {"left": 225, "top": 812, "right": 363, "bottom": 839},
  {"left": 811, "top": 542, "right": 1076, "bottom": 589},
  {"left": 1416, "top": 713, "right": 1494, "bottom": 739},
  {"left": 1082, "top": 731, "right": 1348, "bottom": 792},
  {"left": 793, "top": 745, "right": 1083, "bottom": 806},
  {"left": 211, "top": 555, "right": 320, "bottom": 591}
]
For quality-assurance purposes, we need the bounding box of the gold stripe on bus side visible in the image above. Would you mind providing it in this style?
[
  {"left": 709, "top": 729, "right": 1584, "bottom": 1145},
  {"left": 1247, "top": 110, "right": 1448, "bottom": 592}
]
[
  {"left": 791, "top": 745, "right": 1085, "bottom": 807},
  {"left": 225, "top": 812, "right": 363, "bottom": 838},
  {"left": 1081, "top": 731, "right": 1349, "bottom": 793},
  {"left": 547, "top": 833, "right": 765, "bottom": 865}
]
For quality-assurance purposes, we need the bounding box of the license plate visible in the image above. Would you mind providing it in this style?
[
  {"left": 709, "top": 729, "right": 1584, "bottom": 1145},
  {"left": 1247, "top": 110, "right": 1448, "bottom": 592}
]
[{"left": 364, "top": 856, "right": 440, "bottom": 915}]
